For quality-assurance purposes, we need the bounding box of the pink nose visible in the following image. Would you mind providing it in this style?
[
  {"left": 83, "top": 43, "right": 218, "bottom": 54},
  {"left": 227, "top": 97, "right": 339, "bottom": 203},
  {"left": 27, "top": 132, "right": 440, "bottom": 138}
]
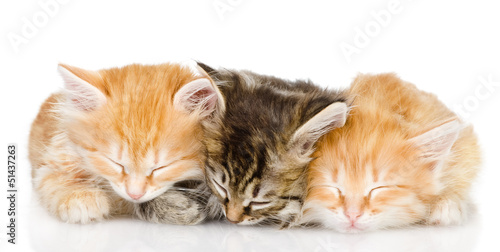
[
  {"left": 127, "top": 192, "right": 145, "bottom": 200},
  {"left": 344, "top": 210, "right": 362, "bottom": 222}
]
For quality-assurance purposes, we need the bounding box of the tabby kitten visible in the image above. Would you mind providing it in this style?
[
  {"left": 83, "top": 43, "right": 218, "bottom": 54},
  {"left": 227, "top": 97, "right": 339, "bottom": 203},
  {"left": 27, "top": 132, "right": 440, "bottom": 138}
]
[
  {"left": 29, "top": 63, "right": 223, "bottom": 224},
  {"left": 302, "top": 73, "right": 481, "bottom": 232},
  {"left": 199, "top": 63, "right": 348, "bottom": 227}
]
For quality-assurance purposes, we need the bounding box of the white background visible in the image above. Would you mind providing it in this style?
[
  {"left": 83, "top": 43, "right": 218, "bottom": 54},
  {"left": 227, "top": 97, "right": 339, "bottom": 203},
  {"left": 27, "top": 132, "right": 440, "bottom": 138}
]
[{"left": 1, "top": 0, "right": 499, "bottom": 251}]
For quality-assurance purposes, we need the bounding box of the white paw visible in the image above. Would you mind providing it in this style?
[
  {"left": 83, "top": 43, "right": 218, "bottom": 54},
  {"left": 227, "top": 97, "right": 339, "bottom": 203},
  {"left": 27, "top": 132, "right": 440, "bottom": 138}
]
[
  {"left": 58, "top": 190, "right": 110, "bottom": 224},
  {"left": 428, "top": 199, "right": 468, "bottom": 225}
]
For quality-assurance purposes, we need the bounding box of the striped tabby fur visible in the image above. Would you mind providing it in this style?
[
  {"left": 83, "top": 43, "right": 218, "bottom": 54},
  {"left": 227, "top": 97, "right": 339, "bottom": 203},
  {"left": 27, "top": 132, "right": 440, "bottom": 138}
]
[{"left": 199, "top": 63, "right": 348, "bottom": 227}]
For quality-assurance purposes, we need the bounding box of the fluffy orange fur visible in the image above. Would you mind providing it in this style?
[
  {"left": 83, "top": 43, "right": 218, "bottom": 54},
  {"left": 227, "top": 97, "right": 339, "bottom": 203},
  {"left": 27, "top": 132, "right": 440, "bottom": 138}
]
[
  {"left": 29, "top": 63, "right": 209, "bottom": 223},
  {"left": 302, "top": 73, "right": 481, "bottom": 232}
]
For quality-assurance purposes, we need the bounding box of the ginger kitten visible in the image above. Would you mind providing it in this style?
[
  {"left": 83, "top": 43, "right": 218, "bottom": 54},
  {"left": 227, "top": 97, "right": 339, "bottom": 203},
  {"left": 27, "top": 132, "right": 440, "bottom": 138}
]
[
  {"left": 302, "top": 73, "right": 481, "bottom": 232},
  {"left": 29, "top": 63, "right": 223, "bottom": 223}
]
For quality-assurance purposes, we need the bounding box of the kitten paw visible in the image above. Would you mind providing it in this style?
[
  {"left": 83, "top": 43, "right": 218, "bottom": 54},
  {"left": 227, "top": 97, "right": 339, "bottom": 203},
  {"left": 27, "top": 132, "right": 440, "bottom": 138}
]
[
  {"left": 58, "top": 190, "right": 110, "bottom": 224},
  {"left": 428, "top": 199, "right": 468, "bottom": 225},
  {"left": 136, "top": 189, "right": 206, "bottom": 225}
]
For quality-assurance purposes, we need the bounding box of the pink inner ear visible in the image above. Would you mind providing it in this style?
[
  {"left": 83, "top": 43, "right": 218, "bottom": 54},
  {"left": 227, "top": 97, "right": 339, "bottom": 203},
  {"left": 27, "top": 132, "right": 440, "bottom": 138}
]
[
  {"left": 188, "top": 87, "right": 217, "bottom": 113},
  {"left": 411, "top": 119, "right": 461, "bottom": 161},
  {"left": 174, "top": 78, "right": 220, "bottom": 117},
  {"left": 64, "top": 83, "right": 96, "bottom": 111},
  {"left": 70, "top": 97, "right": 99, "bottom": 112},
  {"left": 65, "top": 81, "right": 104, "bottom": 112},
  {"left": 59, "top": 65, "right": 105, "bottom": 112}
]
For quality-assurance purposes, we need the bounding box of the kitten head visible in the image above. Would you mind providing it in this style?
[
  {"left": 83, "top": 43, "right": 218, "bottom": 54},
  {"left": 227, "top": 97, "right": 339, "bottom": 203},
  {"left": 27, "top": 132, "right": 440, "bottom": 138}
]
[
  {"left": 304, "top": 110, "right": 462, "bottom": 233},
  {"left": 57, "top": 63, "right": 223, "bottom": 203},
  {"left": 199, "top": 65, "right": 348, "bottom": 226}
]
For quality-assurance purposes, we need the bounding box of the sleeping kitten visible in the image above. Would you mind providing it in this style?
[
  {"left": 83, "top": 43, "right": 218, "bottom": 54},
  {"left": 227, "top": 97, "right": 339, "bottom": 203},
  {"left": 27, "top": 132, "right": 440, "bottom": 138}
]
[
  {"left": 199, "top": 63, "right": 348, "bottom": 227},
  {"left": 29, "top": 63, "right": 223, "bottom": 224},
  {"left": 302, "top": 73, "right": 481, "bottom": 232}
]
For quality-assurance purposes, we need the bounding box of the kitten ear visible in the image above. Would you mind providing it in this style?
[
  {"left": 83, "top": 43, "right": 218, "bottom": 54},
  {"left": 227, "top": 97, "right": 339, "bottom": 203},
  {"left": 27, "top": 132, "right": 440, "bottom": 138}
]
[
  {"left": 58, "top": 64, "right": 106, "bottom": 112},
  {"left": 289, "top": 102, "right": 348, "bottom": 156},
  {"left": 196, "top": 61, "right": 217, "bottom": 75},
  {"left": 173, "top": 77, "right": 225, "bottom": 118},
  {"left": 410, "top": 119, "right": 462, "bottom": 161}
]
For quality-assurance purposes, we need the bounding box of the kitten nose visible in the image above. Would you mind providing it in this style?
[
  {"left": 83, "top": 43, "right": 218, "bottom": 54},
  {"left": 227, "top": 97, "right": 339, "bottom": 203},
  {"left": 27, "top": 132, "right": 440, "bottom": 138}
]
[
  {"left": 344, "top": 210, "right": 362, "bottom": 222},
  {"left": 227, "top": 217, "right": 241, "bottom": 224},
  {"left": 127, "top": 191, "right": 145, "bottom": 200},
  {"left": 226, "top": 204, "right": 243, "bottom": 224}
]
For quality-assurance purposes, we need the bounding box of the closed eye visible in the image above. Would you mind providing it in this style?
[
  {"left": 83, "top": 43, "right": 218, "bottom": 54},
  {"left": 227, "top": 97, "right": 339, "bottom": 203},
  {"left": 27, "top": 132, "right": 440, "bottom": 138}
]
[
  {"left": 150, "top": 160, "right": 180, "bottom": 176},
  {"left": 310, "top": 184, "right": 343, "bottom": 196},
  {"left": 105, "top": 156, "right": 126, "bottom": 173},
  {"left": 368, "top": 185, "right": 399, "bottom": 199},
  {"left": 331, "top": 187, "right": 342, "bottom": 196},
  {"left": 249, "top": 201, "right": 272, "bottom": 210},
  {"left": 150, "top": 165, "right": 168, "bottom": 175},
  {"left": 212, "top": 179, "right": 227, "bottom": 198}
]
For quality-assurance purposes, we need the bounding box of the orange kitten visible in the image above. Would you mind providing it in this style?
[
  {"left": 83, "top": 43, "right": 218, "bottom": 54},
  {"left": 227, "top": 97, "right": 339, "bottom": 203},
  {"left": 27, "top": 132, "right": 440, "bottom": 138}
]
[
  {"left": 29, "top": 63, "right": 223, "bottom": 223},
  {"left": 302, "top": 73, "right": 481, "bottom": 232}
]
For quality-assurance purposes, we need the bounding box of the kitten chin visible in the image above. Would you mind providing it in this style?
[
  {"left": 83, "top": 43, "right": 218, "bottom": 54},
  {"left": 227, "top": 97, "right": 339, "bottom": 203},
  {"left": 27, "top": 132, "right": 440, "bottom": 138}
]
[
  {"left": 302, "top": 73, "right": 481, "bottom": 232},
  {"left": 29, "top": 62, "right": 222, "bottom": 224}
]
